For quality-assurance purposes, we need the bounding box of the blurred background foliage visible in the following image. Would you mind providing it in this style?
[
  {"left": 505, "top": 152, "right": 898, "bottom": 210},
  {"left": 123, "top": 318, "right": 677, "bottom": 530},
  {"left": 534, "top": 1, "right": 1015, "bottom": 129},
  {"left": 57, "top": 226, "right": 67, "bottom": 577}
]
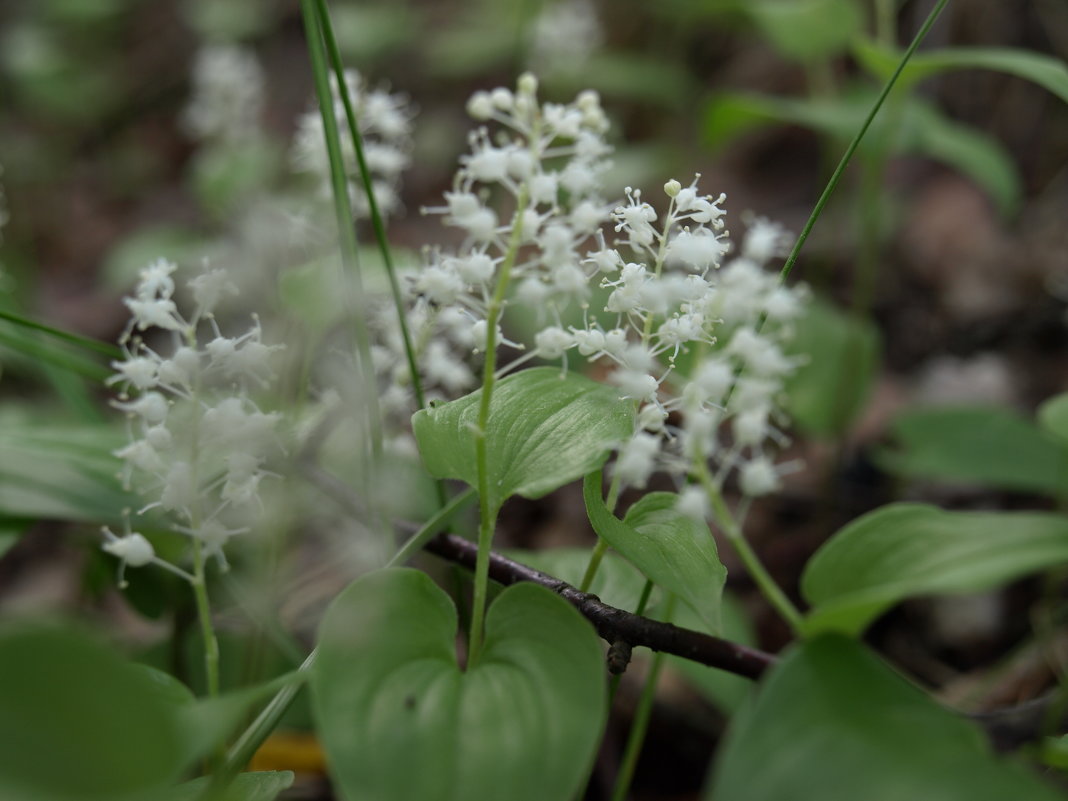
[{"left": 1, "top": 0, "right": 1068, "bottom": 797}]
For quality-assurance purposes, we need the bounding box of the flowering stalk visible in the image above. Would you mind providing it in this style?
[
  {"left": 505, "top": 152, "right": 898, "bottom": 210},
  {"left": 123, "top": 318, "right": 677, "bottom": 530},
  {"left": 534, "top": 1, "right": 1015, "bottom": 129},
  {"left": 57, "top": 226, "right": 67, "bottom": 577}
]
[{"left": 469, "top": 182, "right": 531, "bottom": 666}]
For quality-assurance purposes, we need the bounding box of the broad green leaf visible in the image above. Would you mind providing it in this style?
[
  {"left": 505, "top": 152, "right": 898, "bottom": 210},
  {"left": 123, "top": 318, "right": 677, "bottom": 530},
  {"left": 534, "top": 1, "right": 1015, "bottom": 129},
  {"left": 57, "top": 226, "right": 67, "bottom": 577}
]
[
  {"left": 784, "top": 298, "right": 879, "bottom": 437},
  {"left": 312, "top": 568, "right": 606, "bottom": 801},
  {"left": 745, "top": 0, "right": 861, "bottom": 63},
  {"left": 584, "top": 471, "right": 726, "bottom": 633},
  {"left": 548, "top": 52, "right": 696, "bottom": 108},
  {"left": 853, "top": 39, "right": 1068, "bottom": 105},
  {"left": 707, "top": 636, "right": 1062, "bottom": 801},
  {"left": 507, "top": 547, "right": 652, "bottom": 611},
  {"left": 174, "top": 672, "right": 303, "bottom": 770},
  {"left": 412, "top": 367, "right": 634, "bottom": 513},
  {"left": 165, "top": 772, "right": 294, "bottom": 801},
  {"left": 0, "top": 414, "right": 137, "bottom": 522},
  {"left": 702, "top": 88, "right": 1021, "bottom": 215},
  {"left": 1038, "top": 392, "right": 1068, "bottom": 446},
  {"left": 666, "top": 592, "right": 756, "bottom": 714},
  {"left": 878, "top": 405, "right": 1068, "bottom": 494},
  {"left": 801, "top": 503, "right": 1068, "bottom": 635},
  {"left": 0, "top": 624, "right": 186, "bottom": 801}
]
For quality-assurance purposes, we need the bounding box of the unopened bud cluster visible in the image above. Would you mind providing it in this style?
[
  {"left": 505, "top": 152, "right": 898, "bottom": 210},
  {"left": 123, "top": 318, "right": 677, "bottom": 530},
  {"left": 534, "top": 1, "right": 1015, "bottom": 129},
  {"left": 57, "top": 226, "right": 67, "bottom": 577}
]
[{"left": 102, "top": 258, "right": 284, "bottom": 583}]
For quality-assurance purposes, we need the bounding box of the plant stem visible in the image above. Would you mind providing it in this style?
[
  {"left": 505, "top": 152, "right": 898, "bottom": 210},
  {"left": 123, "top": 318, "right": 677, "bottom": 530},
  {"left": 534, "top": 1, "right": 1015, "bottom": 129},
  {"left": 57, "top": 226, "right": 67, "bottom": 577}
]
[
  {"left": 610, "top": 594, "right": 676, "bottom": 801},
  {"left": 191, "top": 541, "right": 220, "bottom": 698},
  {"left": 580, "top": 454, "right": 625, "bottom": 592},
  {"left": 313, "top": 0, "right": 428, "bottom": 416},
  {"left": 695, "top": 460, "right": 803, "bottom": 633},
  {"left": 778, "top": 0, "right": 949, "bottom": 286},
  {"left": 300, "top": 0, "right": 382, "bottom": 464},
  {"left": 386, "top": 487, "right": 478, "bottom": 568},
  {"left": 468, "top": 187, "right": 530, "bottom": 667}
]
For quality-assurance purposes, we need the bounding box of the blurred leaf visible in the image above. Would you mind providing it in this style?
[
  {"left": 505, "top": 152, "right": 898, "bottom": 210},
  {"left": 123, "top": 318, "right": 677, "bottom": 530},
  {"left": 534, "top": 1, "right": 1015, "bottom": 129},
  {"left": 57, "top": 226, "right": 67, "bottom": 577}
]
[
  {"left": 707, "top": 636, "right": 1063, "bottom": 801},
  {"left": 313, "top": 568, "right": 606, "bottom": 801},
  {"left": 175, "top": 672, "right": 303, "bottom": 769},
  {"left": 0, "top": 413, "right": 136, "bottom": 523},
  {"left": 801, "top": 503, "right": 1068, "bottom": 635},
  {"left": 332, "top": 5, "right": 418, "bottom": 64},
  {"left": 784, "top": 298, "right": 879, "bottom": 437},
  {"left": 165, "top": 772, "right": 294, "bottom": 801},
  {"left": 1, "top": 23, "right": 117, "bottom": 122},
  {"left": 1038, "top": 392, "right": 1068, "bottom": 446},
  {"left": 190, "top": 138, "right": 282, "bottom": 220},
  {"left": 702, "top": 88, "right": 1021, "bottom": 214},
  {"left": 507, "top": 547, "right": 652, "bottom": 611},
  {"left": 584, "top": 473, "right": 726, "bottom": 633},
  {"left": 745, "top": 0, "right": 861, "bottom": 63},
  {"left": 101, "top": 224, "right": 204, "bottom": 291},
  {"left": 853, "top": 39, "right": 1068, "bottom": 105},
  {"left": 183, "top": 0, "right": 279, "bottom": 39},
  {"left": 549, "top": 52, "right": 697, "bottom": 108},
  {"left": 878, "top": 405, "right": 1068, "bottom": 494},
  {"left": 413, "top": 367, "right": 634, "bottom": 513},
  {"left": 0, "top": 624, "right": 186, "bottom": 801},
  {"left": 666, "top": 592, "right": 756, "bottom": 714}
]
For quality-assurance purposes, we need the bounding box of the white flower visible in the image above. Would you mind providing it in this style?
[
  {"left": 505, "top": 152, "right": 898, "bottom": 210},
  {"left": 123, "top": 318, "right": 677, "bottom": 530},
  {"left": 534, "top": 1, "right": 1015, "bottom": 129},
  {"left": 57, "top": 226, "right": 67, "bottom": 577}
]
[{"left": 739, "top": 456, "right": 782, "bottom": 497}]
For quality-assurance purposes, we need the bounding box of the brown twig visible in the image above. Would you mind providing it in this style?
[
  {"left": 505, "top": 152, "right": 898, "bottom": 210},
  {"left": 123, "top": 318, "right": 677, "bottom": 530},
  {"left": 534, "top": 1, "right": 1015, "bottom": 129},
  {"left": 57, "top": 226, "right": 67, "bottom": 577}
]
[{"left": 423, "top": 531, "right": 776, "bottom": 681}]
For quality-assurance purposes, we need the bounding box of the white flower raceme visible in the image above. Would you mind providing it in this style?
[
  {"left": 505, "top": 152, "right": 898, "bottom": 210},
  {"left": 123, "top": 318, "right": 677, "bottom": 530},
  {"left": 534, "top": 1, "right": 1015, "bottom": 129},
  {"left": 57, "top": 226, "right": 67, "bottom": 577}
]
[
  {"left": 183, "top": 45, "right": 265, "bottom": 143},
  {"left": 291, "top": 68, "right": 413, "bottom": 221},
  {"left": 377, "top": 74, "right": 808, "bottom": 503},
  {"left": 103, "top": 258, "right": 284, "bottom": 580}
]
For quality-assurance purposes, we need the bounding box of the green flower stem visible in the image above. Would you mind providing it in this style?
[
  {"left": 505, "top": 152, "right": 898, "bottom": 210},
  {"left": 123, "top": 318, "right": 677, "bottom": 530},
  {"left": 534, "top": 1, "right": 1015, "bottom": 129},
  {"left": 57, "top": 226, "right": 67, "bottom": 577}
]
[
  {"left": 300, "top": 0, "right": 382, "bottom": 464},
  {"left": 695, "top": 460, "right": 803, "bottom": 633},
  {"left": 579, "top": 430, "right": 627, "bottom": 592},
  {"left": 609, "top": 594, "right": 676, "bottom": 801},
  {"left": 468, "top": 187, "right": 531, "bottom": 667},
  {"left": 778, "top": 0, "right": 949, "bottom": 287},
  {"left": 190, "top": 541, "right": 220, "bottom": 698}
]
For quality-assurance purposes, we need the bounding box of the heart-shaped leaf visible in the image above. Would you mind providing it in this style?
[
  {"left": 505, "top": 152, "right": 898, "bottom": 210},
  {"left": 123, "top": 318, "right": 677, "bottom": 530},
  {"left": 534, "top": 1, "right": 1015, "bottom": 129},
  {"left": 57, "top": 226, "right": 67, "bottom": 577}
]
[
  {"left": 412, "top": 367, "right": 634, "bottom": 512},
  {"left": 707, "top": 636, "right": 1062, "bottom": 801},
  {"left": 0, "top": 624, "right": 187, "bottom": 801},
  {"left": 801, "top": 503, "right": 1068, "bottom": 635},
  {"left": 312, "top": 568, "right": 607, "bottom": 801},
  {"left": 584, "top": 471, "right": 726, "bottom": 633}
]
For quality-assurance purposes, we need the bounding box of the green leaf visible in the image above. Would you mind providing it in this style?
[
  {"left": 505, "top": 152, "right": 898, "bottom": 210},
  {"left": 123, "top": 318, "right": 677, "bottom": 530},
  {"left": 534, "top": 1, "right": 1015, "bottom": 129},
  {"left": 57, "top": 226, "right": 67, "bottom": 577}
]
[
  {"left": 1038, "top": 392, "right": 1068, "bottom": 446},
  {"left": 701, "top": 88, "right": 1021, "bottom": 215},
  {"left": 0, "top": 414, "right": 137, "bottom": 522},
  {"left": 412, "top": 367, "right": 634, "bottom": 513},
  {"left": 783, "top": 298, "right": 879, "bottom": 437},
  {"left": 312, "top": 568, "right": 606, "bottom": 801},
  {"left": 584, "top": 472, "right": 726, "bottom": 633},
  {"left": 666, "top": 592, "right": 756, "bottom": 714},
  {"left": 707, "top": 636, "right": 1062, "bottom": 801},
  {"left": 853, "top": 39, "right": 1068, "bottom": 105},
  {"left": 164, "top": 772, "right": 295, "bottom": 801},
  {"left": 507, "top": 547, "right": 652, "bottom": 611},
  {"left": 878, "top": 405, "right": 1068, "bottom": 494},
  {"left": 174, "top": 672, "right": 303, "bottom": 770},
  {"left": 801, "top": 503, "right": 1068, "bottom": 635},
  {"left": 745, "top": 0, "right": 861, "bottom": 63},
  {"left": 0, "top": 624, "right": 186, "bottom": 801}
]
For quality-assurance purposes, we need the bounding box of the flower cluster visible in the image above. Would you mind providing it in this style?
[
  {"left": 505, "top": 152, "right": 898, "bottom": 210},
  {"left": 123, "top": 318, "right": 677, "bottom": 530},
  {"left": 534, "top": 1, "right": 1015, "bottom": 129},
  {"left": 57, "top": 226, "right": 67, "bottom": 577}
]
[
  {"left": 183, "top": 45, "right": 265, "bottom": 143},
  {"left": 102, "top": 258, "right": 284, "bottom": 583},
  {"left": 291, "top": 69, "right": 413, "bottom": 220},
  {"left": 376, "top": 73, "right": 808, "bottom": 506}
]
